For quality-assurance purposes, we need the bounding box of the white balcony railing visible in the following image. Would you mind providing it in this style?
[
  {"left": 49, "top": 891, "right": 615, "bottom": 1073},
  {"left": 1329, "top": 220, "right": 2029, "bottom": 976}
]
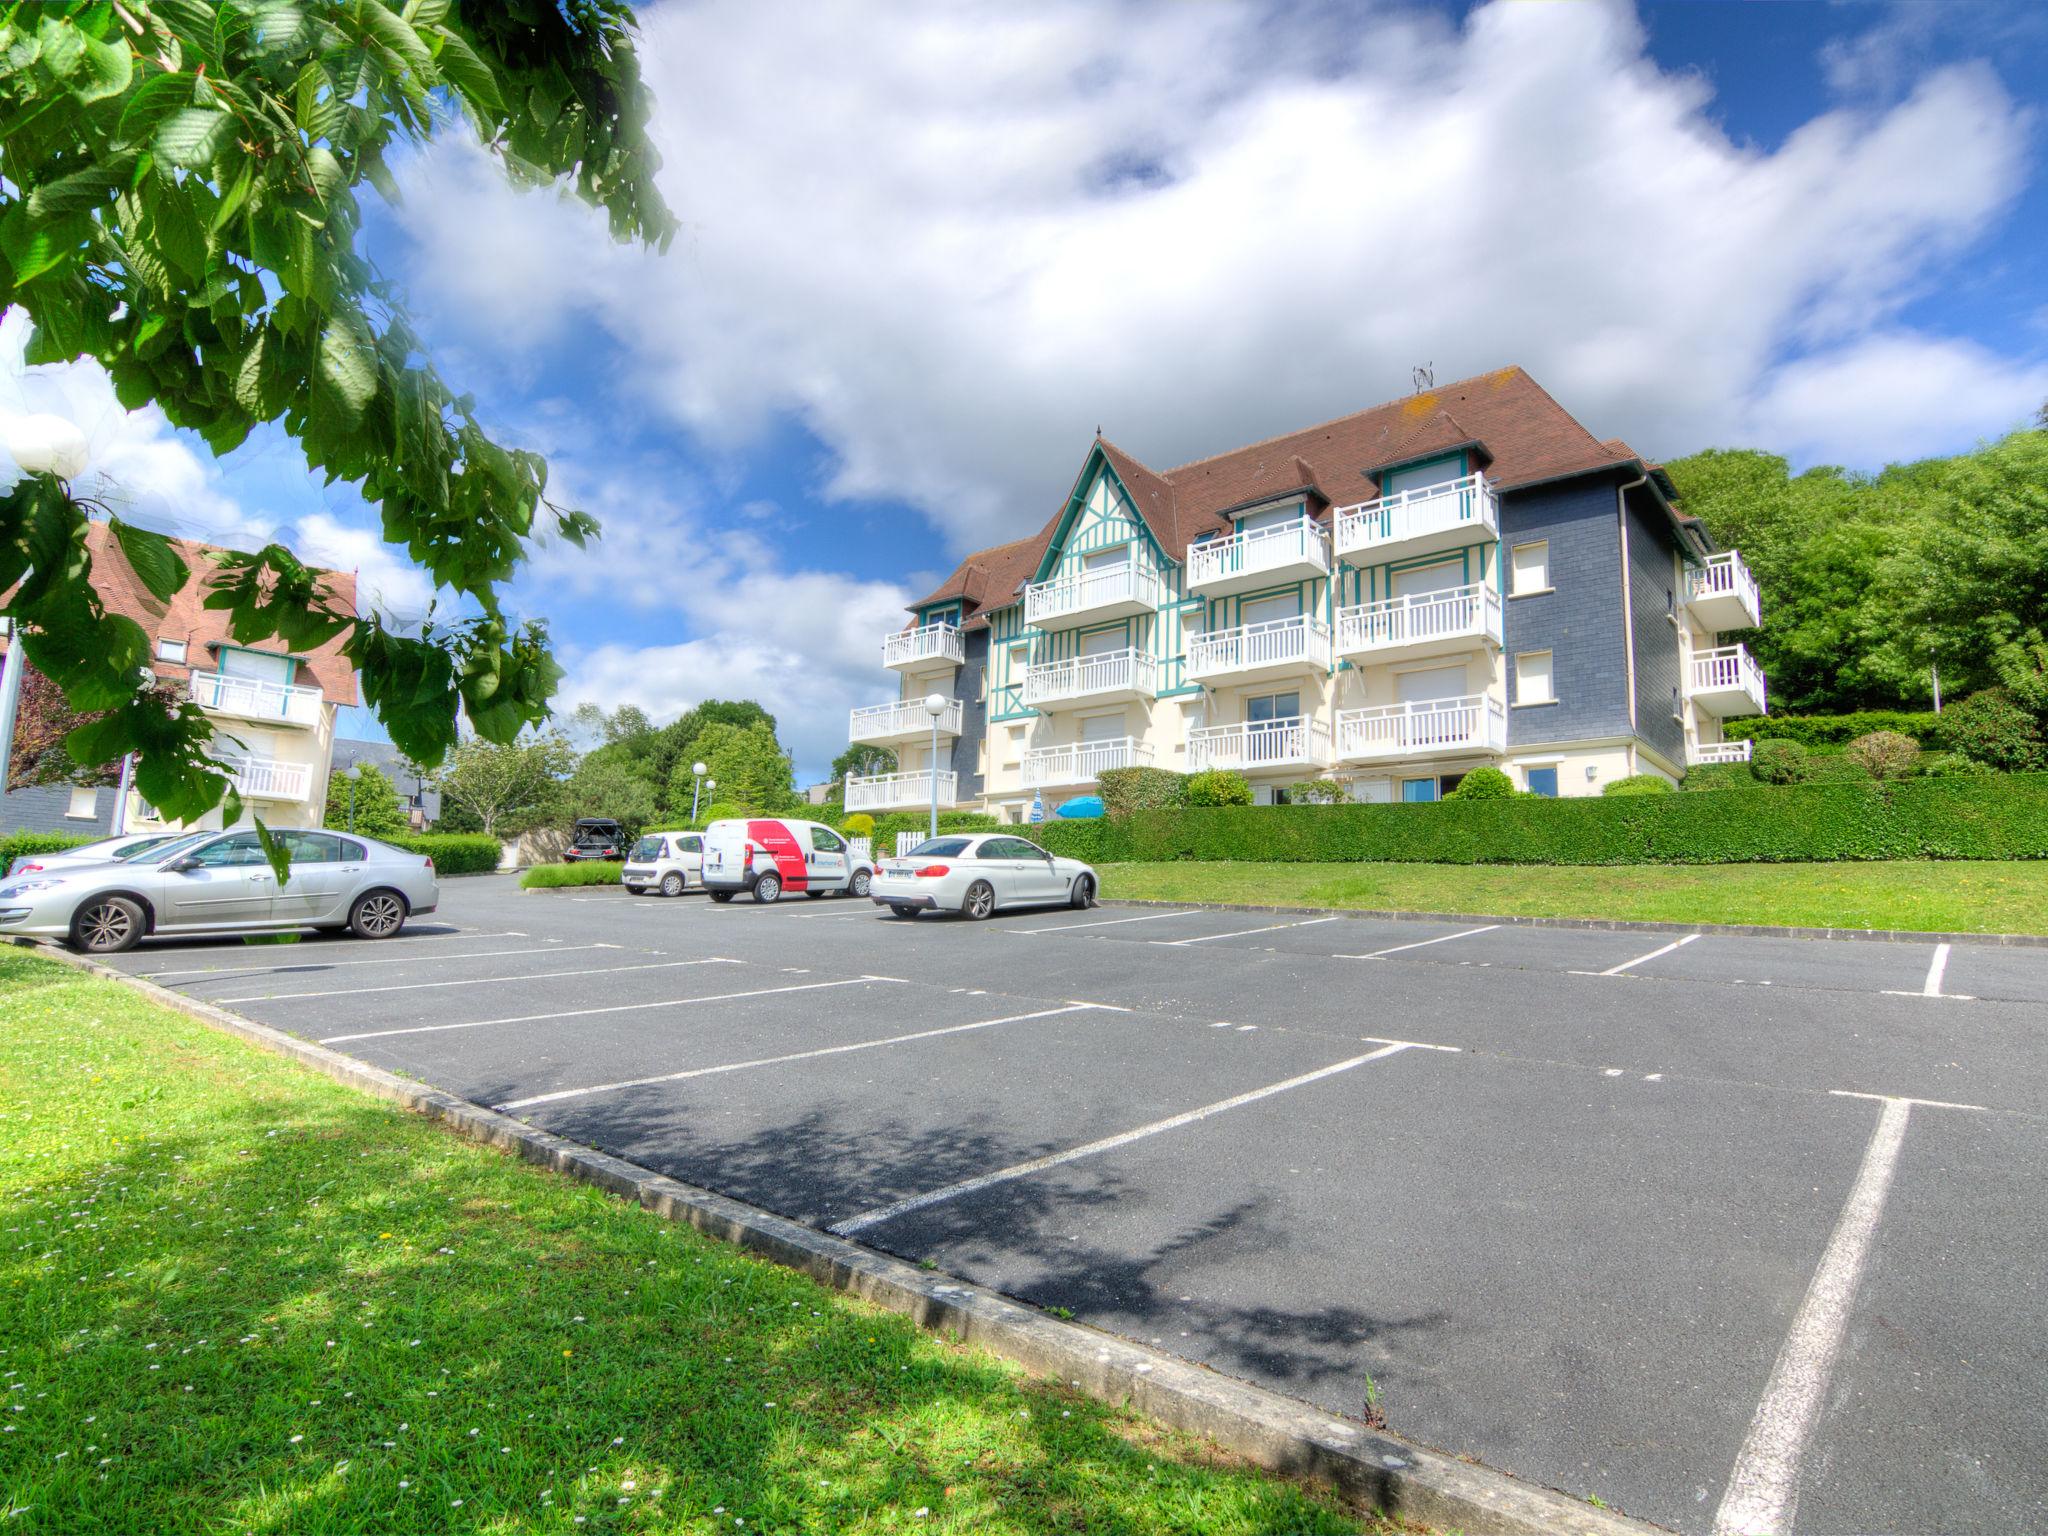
[
  {"left": 882, "top": 622, "right": 965, "bottom": 671},
  {"left": 1021, "top": 648, "right": 1157, "bottom": 707},
  {"left": 1335, "top": 695, "right": 1507, "bottom": 761},
  {"left": 1022, "top": 736, "right": 1153, "bottom": 788},
  {"left": 1332, "top": 472, "right": 1499, "bottom": 563},
  {"left": 189, "top": 670, "right": 324, "bottom": 727},
  {"left": 1687, "top": 740, "right": 1754, "bottom": 766},
  {"left": 846, "top": 768, "right": 958, "bottom": 813},
  {"left": 1686, "top": 551, "right": 1763, "bottom": 631},
  {"left": 1335, "top": 583, "right": 1502, "bottom": 658},
  {"left": 1187, "top": 615, "right": 1332, "bottom": 682},
  {"left": 1024, "top": 563, "right": 1164, "bottom": 628},
  {"left": 1686, "top": 645, "right": 1768, "bottom": 717},
  {"left": 225, "top": 755, "right": 312, "bottom": 801},
  {"left": 1186, "top": 716, "right": 1331, "bottom": 772},
  {"left": 1187, "top": 519, "right": 1330, "bottom": 593},
  {"left": 848, "top": 697, "right": 962, "bottom": 744}
]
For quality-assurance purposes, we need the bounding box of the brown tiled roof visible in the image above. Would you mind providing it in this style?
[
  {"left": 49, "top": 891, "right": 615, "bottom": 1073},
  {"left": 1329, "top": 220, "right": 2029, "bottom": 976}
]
[
  {"left": 913, "top": 366, "right": 1640, "bottom": 623},
  {"left": 82, "top": 520, "right": 360, "bottom": 705}
]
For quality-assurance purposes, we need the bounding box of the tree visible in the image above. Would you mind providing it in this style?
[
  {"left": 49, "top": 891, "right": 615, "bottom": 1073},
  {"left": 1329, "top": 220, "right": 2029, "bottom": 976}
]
[
  {"left": 563, "top": 752, "right": 657, "bottom": 838},
  {"left": 667, "top": 721, "right": 793, "bottom": 814},
  {"left": 830, "top": 742, "right": 896, "bottom": 783},
  {"left": 0, "top": 2, "right": 674, "bottom": 831},
  {"left": 324, "top": 760, "right": 406, "bottom": 837},
  {"left": 5, "top": 656, "right": 178, "bottom": 787},
  {"left": 428, "top": 728, "right": 574, "bottom": 838},
  {"left": 649, "top": 699, "right": 778, "bottom": 791}
]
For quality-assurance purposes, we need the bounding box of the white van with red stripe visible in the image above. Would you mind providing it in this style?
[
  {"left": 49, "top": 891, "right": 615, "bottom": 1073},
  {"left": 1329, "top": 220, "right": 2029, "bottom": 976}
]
[{"left": 700, "top": 817, "right": 875, "bottom": 904}]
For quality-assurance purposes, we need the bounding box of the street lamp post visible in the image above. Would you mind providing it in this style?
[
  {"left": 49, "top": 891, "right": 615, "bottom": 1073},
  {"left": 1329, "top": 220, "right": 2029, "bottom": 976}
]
[
  {"left": 345, "top": 761, "right": 362, "bottom": 833},
  {"left": 922, "top": 693, "right": 948, "bottom": 842},
  {"left": 689, "top": 760, "right": 708, "bottom": 822}
]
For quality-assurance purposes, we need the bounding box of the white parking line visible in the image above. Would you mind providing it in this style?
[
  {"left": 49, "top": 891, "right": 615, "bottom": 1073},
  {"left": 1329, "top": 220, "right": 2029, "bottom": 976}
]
[
  {"left": 1009, "top": 909, "right": 1202, "bottom": 934},
  {"left": 830, "top": 1040, "right": 1422, "bottom": 1236},
  {"left": 1597, "top": 932, "right": 1701, "bottom": 977},
  {"left": 216, "top": 956, "right": 739, "bottom": 1004},
  {"left": 1150, "top": 916, "right": 1341, "bottom": 947},
  {"left": 1337, "top": 924, "right": 1498, "bottom": 959},
  {"left": 318, "top": 975, "right": 891, "bottom": 1044},
  {"left": 495, "top": 1002, "right": 1103, "bottom": 1112},
  {"left": 1923, "top": 942, "right": 1951, "bottom": 997},
  {"left": 1713, "top": 1095, "right": 1916, "bottom": 1536},
  {"left": 143, "top": 943, "right": 618, "bottom": 981}
]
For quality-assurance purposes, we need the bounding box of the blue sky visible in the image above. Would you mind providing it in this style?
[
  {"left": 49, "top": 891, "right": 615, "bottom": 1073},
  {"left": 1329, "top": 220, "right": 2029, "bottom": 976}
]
[{"left": 5, "top": 0, "right": 2045, "bottom": 780}]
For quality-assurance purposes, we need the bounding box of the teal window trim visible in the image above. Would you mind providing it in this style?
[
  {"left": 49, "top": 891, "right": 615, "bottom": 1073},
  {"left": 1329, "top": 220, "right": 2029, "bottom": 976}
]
[
  {"left": 919, "top": 601, "right": 963, "bottom": 628},
  {"left": 1155, "top": 683, "right": 1203, "bottom": 699},
  {"left": 1369, "top": 448, "right": 1471, "bottom": 492},
  {"left": 1032, "top": 449, "right": 1175, "bottom": 583},
  {"left": 212, "top": 642, "right": 302, "bottom": 685}
]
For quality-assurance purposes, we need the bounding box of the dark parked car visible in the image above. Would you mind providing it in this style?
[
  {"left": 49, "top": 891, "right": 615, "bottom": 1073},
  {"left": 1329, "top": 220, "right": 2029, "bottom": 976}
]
[{"left": 563, "top": 818, "right": 627, "bottom": 862}]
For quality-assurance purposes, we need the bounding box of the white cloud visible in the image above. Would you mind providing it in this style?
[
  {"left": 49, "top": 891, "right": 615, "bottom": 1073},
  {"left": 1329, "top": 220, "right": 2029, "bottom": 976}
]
[{"left": 390, "top": 0, "right": 2040, "bottom": 557}]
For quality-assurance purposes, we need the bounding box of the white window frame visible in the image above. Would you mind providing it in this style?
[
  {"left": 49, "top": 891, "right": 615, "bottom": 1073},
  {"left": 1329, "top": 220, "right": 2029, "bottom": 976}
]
[
  {"left": 154, "top": 637, "right": 188, "bottom": 664},
  {"left": 65, "top": 786, "right": 98, "bottom": 819},
  {"left": 1514, "top": 650, "right": 1555, "bottom": 707},
  {"left": 1510, "top": 541, "right": 1551, "bottom": 597}
]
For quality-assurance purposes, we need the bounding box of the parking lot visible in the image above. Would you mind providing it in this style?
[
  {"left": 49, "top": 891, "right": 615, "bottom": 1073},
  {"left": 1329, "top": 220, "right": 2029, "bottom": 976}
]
[{"left": 102, "top": 873, "right": 2047, "bottom": 1536}]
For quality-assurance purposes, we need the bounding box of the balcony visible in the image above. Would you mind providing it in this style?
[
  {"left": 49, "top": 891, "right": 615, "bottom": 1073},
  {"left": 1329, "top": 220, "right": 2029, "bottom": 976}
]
[
  {"left": 1022, "top": 736, "right": 1153, "bottom": 788},
  {"left": 1335, "top": 695, "right": 1506, "bottom": 762},
  {"left": 190, "top": 670, "right": 324, "bottom": 728},
  {"left": 1333, "top": 472, "right": 1499, "bottom": 566},
  {"left": 224, "top": 754, "right": 312, "bottom": 802},
  {"left": 1187, "top": 519, "right": 1330, "bottom": 598},
  {"left": 846, "top": 769, "right": 958, "bottom": 813},
  {"left": 1022, "top": 648, "right": 1157, "bottom": 708},
  {"left": 1687, "top": 551, "right": 1763, "bottom": 632},
  {"left": 1186, "top": 717, "right": 1331, "bottom": 773},
  {"left": 1687, "top": 740, "right": 1754, "bottom": 767},
  {"left": 883, "top": 622, "right": 965, "bottom": 673},
  {"left": 1187, "top": 615, "right": 1332, "bottom": 685},
  {"left": 1686, "top": 645, "right": 1767, "bottom": 718},
  {"left": 848, "top": 697, "right": 962, "bottom": 747},
  {"left": 1335, "top": 583, "right": 1502, "bottom": 664},
  {"left": 1024, "top": 562, "right": 1164, "bottom": 629}
]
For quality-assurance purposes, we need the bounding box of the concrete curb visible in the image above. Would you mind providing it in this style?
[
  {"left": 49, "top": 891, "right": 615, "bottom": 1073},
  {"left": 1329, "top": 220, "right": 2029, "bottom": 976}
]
[
  {"left": 1096, "top": 898, "right": 2048, "bottom": 948},
  {"left": 12, "top": 937, "right": 1665, "bottom": 1536}
]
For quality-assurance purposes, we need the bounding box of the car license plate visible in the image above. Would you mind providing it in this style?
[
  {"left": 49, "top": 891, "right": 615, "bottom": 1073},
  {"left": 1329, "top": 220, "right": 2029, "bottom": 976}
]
[{"left": 886, "top": 864, "right": 910, "bottom": 877}]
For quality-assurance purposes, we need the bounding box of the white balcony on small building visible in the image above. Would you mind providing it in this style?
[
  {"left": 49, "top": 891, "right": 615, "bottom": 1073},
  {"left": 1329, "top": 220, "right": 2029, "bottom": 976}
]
[
  {"left": 1335, "top": 583, "right": 1502, "bottom": 664},
  {"left": 1021, "top": 648, "right": 1157, "bottom": 708},
  {"left": 846, "top": 768, "right": 958, "bottom": 813},
  {"left": 848, "top": 697, "right": 962, "bottom": 747},
  {"left": 1686, "top": 645, "right": 1768, "bottom": 718},
  {"left": 1335, "top": 695, "right": 1507, "bottom": 763},
  {"left": 882, "top": 622, "right": 965, "bottom": 673},
  {"left": 1022, "top": 736, "right": 1153, "bottom": 788},
  {"left": 1333, "top": 472, "right": 1500, "bottom": 566},
  {"left": 1024, "top": 562, "right": 1164, "bottom": 629},
  {"left": 1187, "top": 519, "right": 1330, "bottom": 598},
  {"left": 225, "top": 754, "right": 313, "bottom": 802},
  {"left": 190, "top": 671, "right": 324, "bottom": 728},
  {"left": 1186, "top": 717, "right": 1331, "bottom": 774},
  {"left": 1686, "top": 551, "right": 1763, "bottom": 632},
  {"left": 1187, "top": 615, "right": 1332, "bottom": 685},
  {"left": 1687, "top": 740, "right": 1754, "bottom": 767}
]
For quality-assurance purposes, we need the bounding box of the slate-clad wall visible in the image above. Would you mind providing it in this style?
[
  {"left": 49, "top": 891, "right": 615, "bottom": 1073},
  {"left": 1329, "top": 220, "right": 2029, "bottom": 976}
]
[
  {"left": 1, "top": 783, "right": 116, "bottom": 837},
  {"left": 1626, "top": 490, "right": 1687, "bottom": 767},
  {"left": 1499, "top": 475, "right": 1632, "bottom": 746},
  {"left": 950, "top": 630, "right": 989, "bottom": 803}
]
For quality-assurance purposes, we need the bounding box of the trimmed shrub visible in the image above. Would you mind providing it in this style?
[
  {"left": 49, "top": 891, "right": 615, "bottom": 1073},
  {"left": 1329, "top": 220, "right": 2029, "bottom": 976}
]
[
  {"left": 388, "top": 833, "right": 501, "bottom": 875},
  {"left": 1, "top": 831, "right": 95, "bottom": 872},
  {"left": 520, "top": 862, "right": 627, "bottom": 889},
  {"left": 1602, "top": 774, "right": 1674, "bottom": 796},
  {"left": 1681, "top": 763, "right": 1752, "bottom": 793},
  {"left": 1443, "top": 766, "right": 1513, "bottom": 801},
  {"left": 1184, "top": 769, "right": 1253, "bottom": 808},
  {"left": 1096, "top": 766, "right": 1187, "bottom": 818},
  {"left": 1845, "top": 731, "right": 1920, "bottom": 781},
  {"left": 1750, "top": 739, "right": 1810, "bottom": 785},
  {"left": 1284, "top": 779, "right": 1344, "bottom": 806},
  {"left": 1921, "top": 752, "right": 1993, "bottom": 779},
  {"left": 1939, "top": 689, "right": 2046, "bottom": 774},
  {"left": 839, "top": 812, "right": 876, "bottom": 837},
  {"left": 1726, "top": 711, "right": 1946, "bottom": 749}
]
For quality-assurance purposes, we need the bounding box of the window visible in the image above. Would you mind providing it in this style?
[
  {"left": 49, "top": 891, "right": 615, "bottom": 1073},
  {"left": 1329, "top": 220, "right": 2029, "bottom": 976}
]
[
  {"left": 65, "top": 786, "right": 97, "bottom": 819},
  {"left": 336, "top": 838, "right": 366, "bottom": 862},
  {"left": 1525, "top": 766, "right": 1559, "bottom": 797},
  {"left": 1383, "top": 457, "right": 1463, "bottom": 496},
  {"left": 1241, "top": 591, "right": 1301, "bottom": 628},
  {"left": 1080, "top": 627, "right": 1125, "bottom": 657},
  {"left": 1083, "top": 543, "right": 1131, "bottom": 572},
  {"left": 1237, "top": 503, "right": 1306, "bottom": 534},
  {"left": 1393, "top": 559, "right": 1466, "bottom": 599},
  {"left": 1515, "top": 651, "right": 1555, "bottom": 706},
  {"left": 1246, "top": 692, "right": 1300, "bottom": 726},
  {"left": 809, "top": 826, "right": 847, "bottom": 854},
  {"left": 155, "top": 637, "right": 188, "bottom": 664},
  {"left": 984, "top": 837, "right": 1041, "bottom": 860},
  {"left": 1510, "top": 541, "right": 1550, "bottom": 595},
  {"left": 189, "top": 832, "right": 267, "bottom": 867},
  {"left": 218, "top": 648, "right": 291, "bottom": 684},
  {"left": 277, "top": 831, "right": 345, "bottom": 862},
  {"left": 678, "top": 836, "right": 702, "bottom": 854},
  {"left": 1401, "top": 777, "right": 1438, "bottom": 803},
  {"left": 908, "top": 837, "right": 973, "bottom": 858}
]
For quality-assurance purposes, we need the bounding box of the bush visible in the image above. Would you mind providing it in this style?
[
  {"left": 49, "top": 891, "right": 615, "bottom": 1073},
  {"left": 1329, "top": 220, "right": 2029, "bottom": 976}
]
[
  {"left": 1029, "top": 774, "right": 2048, "bottom": 867},
  {"left": 1681, "top": 763, "right": 1752, "bottom": 792},
  {"left": 520, "top": 862, "right": 628, "bottom": 889},
  {"left": 1, "top": 831, "right": 96, "bottom": 873},
  {"left": 1727, "top": 711, "right": 1946, "bottom": 749},
  {"left": 1096, "top": 766, "right": 1187, "bottom": 818},
  {"left": 1284, "top": 778, "right": 1344, "bottom": 805},
  {"left": 1845, "top": 731, "right": 1921, "bottom": 781},
  {"left": 387, "top": 833, "right": 501, "bottom": 875},
  {"left": 1750, "top": 739, "right": 1811, "bottom": 785},
  {"left": 1443, "top": 766, "right": 1513, "bottom": 801},
  {"left": 1602, "top": 774, "right": 1674, "bottom": 796},
  {"left": 1939, "top": 689, "right": 2046, "bottom": 774},
  {"left": 699, "top": 801, "right": 747, "bottom": 825},
  {"left": 1184, "top": 769, "right": 1252, "bottom": 808},
  {"left": 839, "top": 812, "right": 876, "bottom": 837},
  {"left": 1921, "top": 752, "right": 1993, "bottom": 779}
]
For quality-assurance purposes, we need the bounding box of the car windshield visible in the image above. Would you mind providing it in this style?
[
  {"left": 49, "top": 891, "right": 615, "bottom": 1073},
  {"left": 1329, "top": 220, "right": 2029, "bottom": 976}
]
[
  {"left": 134, "top": 832, "right": 212, "bottom": 863},
  {"left": 630, "top": 836, "right": 664, "bottom": 860},
  {"left": 905, "top": 838, "right": 973, "bottom": 858}
]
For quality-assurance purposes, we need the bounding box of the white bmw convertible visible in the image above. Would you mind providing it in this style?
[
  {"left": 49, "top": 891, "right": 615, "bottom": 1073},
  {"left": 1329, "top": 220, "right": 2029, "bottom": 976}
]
[{"left": 869, "top": 833, "right": 1097, "bottom": 920}]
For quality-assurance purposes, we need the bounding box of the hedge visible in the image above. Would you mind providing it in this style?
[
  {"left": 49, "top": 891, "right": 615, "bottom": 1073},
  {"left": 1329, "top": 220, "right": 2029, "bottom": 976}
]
[
  {"left": 1726, "top": 711, "right": 1946, "bottom": 748},
  {"left": 1030, "top": 773, "right": 2048, "bottom": 866},
  {"left": 520, "top": 861, "right": 627, "bottom": 889},
  {"left": 1, "top": 830, "right": 95, "bottom": 871},
  {"left": 388, "top": 833, "right": 501, "bottom": 875}
]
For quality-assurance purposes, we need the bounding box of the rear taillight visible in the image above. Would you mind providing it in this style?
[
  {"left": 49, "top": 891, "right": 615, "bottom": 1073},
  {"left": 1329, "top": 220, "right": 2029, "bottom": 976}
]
[
  {"left": 914, "top": 864, "right": 951, "bottom": 878},
  {"left": 13, "top": 862, "right": 42, "bottom": 875},
  {"left": 743, "top": 847, "right": 755, "bottom": 867},
  {"left": 423, "top": 857, "right": 435, "bottom": 873}
]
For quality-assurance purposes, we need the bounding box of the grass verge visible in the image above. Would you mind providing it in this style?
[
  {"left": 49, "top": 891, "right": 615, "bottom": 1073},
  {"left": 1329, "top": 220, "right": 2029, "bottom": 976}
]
[
  {"left": 0, "top": 949, "right": 1388, "bottom": 1535},
  {"left": 1098, "top": 858, "right": 2048, "bottom": 934},
  {"left": 520, "top": 861, "right": 629, "bottom": 889}
]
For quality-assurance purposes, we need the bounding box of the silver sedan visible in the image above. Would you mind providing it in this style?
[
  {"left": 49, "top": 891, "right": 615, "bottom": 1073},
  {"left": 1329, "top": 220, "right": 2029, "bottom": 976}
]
[
  {"left": 0, "top": 827, "right": 440, "bottom": 954},
  {"left": 4, "top": 829, "right": 192, "bottom": 878},
  {"left": 869, "top": 833, "right": 1096, "bottom": 920}
]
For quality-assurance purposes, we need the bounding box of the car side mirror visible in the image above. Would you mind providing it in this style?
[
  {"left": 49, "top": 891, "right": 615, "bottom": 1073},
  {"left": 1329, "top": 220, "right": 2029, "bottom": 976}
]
[{"left": 165, "top": 857, "right": 198, "bottom": 873}]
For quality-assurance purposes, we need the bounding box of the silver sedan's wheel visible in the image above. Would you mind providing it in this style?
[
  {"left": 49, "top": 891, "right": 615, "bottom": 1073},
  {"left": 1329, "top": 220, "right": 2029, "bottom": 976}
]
[
  {"left": 753, "top": 872, "right": 783, "bottom": 904},
  {"left": 1070, "top": 873, "right": 1095, "bottom": 909},
  {"left": 660, "top": 872, "right": 685, "bottom": 897},
  {"left": 73, "top": 896, "right": 143, "bottom": 954},
  {"left": 848, "top": 868, "right": 871, "bottom": 899},
  {"left": 962, "top": 880, "right": 996, "bottom": 921},
  {"left": 349, "top": 889, "right": 407, "bottom": 940}
]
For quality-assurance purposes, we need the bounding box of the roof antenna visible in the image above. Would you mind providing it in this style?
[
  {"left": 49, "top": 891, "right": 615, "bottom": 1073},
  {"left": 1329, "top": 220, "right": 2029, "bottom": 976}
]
[{"left": 1411, "top": 363, "right": 1434, "bottom": 393}]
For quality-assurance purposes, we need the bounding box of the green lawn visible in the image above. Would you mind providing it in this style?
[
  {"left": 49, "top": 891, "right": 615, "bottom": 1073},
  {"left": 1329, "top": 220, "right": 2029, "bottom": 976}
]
[
  {"left": 0, "top": 949, "right": 1382, "bottom": 1535},
  {"left": 1097, "top": 859, "right": 2048, "bottom": 934}
]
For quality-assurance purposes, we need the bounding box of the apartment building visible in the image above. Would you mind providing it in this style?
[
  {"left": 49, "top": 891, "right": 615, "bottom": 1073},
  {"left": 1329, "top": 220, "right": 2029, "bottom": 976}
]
[{"left": 846, "top": 367, "right": 1764, "bottom": 820}]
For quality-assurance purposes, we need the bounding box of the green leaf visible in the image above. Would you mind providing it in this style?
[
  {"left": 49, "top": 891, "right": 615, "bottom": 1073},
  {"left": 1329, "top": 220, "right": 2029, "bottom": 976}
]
[
  {"left": 428, "top": 27, "right": 501, "bottom": 118},
  {"left": 119, "top": 69, "right": 194, "bottom": 145},
  {"left": 316, "top": 317, "right": 379, "bottom": 422},
  {"left": 0, "top": 207, "right": 89, "bottom": 283},
  {"left": 72, "top": 29, "right": 135, "bottom": 103},
  {"left": 253, "top": 816, "right": 294, "bottom": 885},
  {"left": 24, "top": 157, "right": 133, "bottom": 218},
  {"left": 350, "top": 0, "right": 436, "bottom": 81},
  {"left": 152, "top": 107, "right": 233, "bottom": 169},
  {"left": 108, "top": 518, "right": 191, "bottom": 603}
]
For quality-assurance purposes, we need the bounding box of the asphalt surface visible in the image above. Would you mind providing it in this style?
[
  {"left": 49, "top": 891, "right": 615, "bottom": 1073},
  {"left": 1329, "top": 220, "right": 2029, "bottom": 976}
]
[{"left": 98, "top": 875, "right": 2048, "bottom": 1536}]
